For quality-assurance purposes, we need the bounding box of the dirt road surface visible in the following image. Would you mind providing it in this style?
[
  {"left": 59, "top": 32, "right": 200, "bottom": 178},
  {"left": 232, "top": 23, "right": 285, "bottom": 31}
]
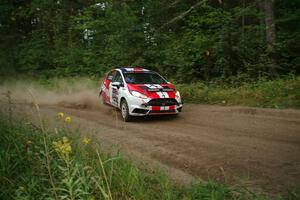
[{"left": 19, "top": 101, "right": 298, "bottom": 196}]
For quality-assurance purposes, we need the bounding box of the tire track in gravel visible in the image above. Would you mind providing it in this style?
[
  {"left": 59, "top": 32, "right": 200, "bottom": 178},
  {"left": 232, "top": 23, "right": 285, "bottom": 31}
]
[
  {"left": 34, "top": 103, "right": 300, "bottom": 195},
  {"left": 4, "top": 100, "right": 299, "bottom": 196}
]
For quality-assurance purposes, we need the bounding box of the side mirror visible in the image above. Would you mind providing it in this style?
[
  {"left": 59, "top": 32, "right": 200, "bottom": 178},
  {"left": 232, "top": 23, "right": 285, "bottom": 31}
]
[{"left": 112, "top": 82, "right": 123, "bottom": 88}]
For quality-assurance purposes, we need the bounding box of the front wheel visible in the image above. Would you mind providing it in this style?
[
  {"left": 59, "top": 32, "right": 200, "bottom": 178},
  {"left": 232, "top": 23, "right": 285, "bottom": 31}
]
[{"left": 120, "top": 100, "right": 131, "bottom": 122}]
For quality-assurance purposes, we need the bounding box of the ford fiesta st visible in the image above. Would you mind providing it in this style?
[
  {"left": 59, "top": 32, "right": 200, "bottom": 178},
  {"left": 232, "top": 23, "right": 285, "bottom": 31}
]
[{"left": 99, "top": 67, "right": 183, "bottom": 121}]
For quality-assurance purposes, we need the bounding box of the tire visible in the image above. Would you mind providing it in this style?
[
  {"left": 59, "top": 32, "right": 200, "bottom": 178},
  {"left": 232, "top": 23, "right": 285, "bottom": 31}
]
[{"left": 120, "top": 99, "right": 131, "bottom": 122}]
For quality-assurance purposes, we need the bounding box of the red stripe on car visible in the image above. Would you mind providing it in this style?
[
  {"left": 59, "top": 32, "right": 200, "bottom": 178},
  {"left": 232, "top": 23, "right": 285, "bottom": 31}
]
[
  {"left": 152, "top": 106, "right": 160, "bottom": 111},
  {"left": 166, "top": 91, "right": 175, "bottom": 98},
  {"left": 169, "top": 105, "right": 175, "bottom": 110}
]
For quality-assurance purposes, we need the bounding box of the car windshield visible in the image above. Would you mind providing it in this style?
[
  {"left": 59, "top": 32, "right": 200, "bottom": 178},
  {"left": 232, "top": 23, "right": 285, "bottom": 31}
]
[{"left": 123, "top": 72, "right": 167, "bottom": 84}]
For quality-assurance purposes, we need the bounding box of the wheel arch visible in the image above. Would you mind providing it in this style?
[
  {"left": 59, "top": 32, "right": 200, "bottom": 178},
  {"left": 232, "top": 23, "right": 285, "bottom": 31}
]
[{"left": 120, "top": 97, "right": 126, "bottom": 108}]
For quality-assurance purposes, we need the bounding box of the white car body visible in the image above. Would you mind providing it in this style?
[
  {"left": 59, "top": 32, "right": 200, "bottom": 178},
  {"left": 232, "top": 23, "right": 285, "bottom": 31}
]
[{"left": 100, "top": 67, "right": 183, "bottom": 120}]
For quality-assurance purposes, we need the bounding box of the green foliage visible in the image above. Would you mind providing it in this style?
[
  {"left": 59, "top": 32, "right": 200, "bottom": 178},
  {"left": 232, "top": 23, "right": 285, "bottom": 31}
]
[
  {"left": 0, "top": 115, "right": 280, "bottom": 200},
  {"left": 0, "top": 0, "right": 299, "bottom": 81},
  {"left": 176, "top": 76, "right": 300, "bottom": 109}
]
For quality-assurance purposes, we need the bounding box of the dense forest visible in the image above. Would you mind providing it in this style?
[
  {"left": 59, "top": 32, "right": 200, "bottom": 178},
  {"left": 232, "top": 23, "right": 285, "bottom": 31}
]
[{"left": 0, "top": 0, "right": 299, "bottom": 83}]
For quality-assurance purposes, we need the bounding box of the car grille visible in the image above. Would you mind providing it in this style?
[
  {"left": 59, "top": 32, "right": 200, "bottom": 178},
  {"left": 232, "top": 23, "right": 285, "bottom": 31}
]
[
  {"left": 150, "top": 110, "right": 176, "bottom": 114},
  {"left": 147, "top": 98, "right": 179, "bottom": 106}
]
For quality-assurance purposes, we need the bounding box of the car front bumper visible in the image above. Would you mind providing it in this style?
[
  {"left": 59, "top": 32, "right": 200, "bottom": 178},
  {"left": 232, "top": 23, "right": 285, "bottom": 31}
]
[{"left": 127, "top": 96, "right": 183, "bottom": 116}]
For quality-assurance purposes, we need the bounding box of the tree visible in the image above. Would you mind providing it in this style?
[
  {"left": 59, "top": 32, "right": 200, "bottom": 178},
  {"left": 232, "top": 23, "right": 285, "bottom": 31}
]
[
  {"left": 264, "top": 0, "right": 278, "bottom": 77},
  {"left": 0, "top": 0, "right": 299, "bottom": 81}
]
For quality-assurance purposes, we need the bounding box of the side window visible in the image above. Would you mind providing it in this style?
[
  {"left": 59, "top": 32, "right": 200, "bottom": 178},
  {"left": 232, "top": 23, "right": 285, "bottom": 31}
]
[
  {"left": 107, "top": 70, "right": 116, "bottom": 81},
  {"left": 113, "top": 71, "right": 123, "bottom": 83}
]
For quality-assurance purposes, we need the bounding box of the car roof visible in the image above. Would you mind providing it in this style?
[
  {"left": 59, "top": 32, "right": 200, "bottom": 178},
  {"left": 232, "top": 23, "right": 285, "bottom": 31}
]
[{"left": 118, "top": 67, "right": 150, "bottom": 73}]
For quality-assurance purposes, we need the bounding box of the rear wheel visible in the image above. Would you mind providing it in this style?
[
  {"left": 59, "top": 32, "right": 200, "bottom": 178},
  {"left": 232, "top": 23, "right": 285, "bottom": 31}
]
[{"left": 121, "top": 99, "right": 131, "bottom": 122}]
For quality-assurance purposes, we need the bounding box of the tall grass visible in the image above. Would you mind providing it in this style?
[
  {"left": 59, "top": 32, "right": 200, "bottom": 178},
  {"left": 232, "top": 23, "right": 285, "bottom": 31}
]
[
  {"left": 176, "top": 76, "right": 300, "bottom": 109},
  {"left": 1, "top": 113, "right": 284, "bottom": 200}
]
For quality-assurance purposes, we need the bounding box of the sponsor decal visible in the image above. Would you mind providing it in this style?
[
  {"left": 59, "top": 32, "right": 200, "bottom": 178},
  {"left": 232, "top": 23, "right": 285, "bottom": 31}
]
[
  {"left": 162, "top": 86, "right": 174, "bottom": 92},
  {"left": 160, "top": 106, "right": 170, "bottom": 110},
  {"left": 145, "top": 84, "right": 169, "bottom": 99},
  {"left": 150, "top": 105, "right": 175, "bottom": 111},
  {"left": 147, "top": 88, "right": 160, "bottom": 92},
  {"left": 163, "top": 88, "right": 174, "bottom": 92},
  {"left": 112, "top": 87, "right": 119, "bottom": 105}
]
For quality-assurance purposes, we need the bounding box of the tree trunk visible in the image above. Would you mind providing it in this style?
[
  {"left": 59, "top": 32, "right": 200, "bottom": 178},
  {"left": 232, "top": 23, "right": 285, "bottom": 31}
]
[
  {"left": 264, "top": 0, "right": 278, "bottom": 77},
  {"left": 257, "top": 0, "right": 265, "bottom": 38},
  {"left": 264, "top": 0, "right": 276, "bottom": 46}
]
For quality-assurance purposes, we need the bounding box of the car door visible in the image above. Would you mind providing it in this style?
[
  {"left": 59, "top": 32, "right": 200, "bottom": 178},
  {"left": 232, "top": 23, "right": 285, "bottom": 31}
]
[
  {"left": 110, "top": 70, "right": 124, "bottom": 107},
  {"left": 102, "top": 70, "right": 116, "bottom": 104}
]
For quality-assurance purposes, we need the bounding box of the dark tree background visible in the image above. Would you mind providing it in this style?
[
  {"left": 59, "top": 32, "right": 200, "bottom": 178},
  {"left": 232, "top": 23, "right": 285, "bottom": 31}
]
[{"left": 0, "top": 0, "right": 299, "bottom": 83}]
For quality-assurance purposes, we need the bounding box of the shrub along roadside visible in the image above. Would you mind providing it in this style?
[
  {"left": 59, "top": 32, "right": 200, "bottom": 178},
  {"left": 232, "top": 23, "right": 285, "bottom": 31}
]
[
  {"left": 0, "top": 115, "right": 283, "bottom": 200},
  {"left": 176, "top": 76, "right": 300, "bottom": 109}
]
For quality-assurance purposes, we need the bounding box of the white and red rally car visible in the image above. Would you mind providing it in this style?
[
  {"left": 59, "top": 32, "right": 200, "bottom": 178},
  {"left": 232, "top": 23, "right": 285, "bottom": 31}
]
[{"left": 99, "top": 67, "right": 183, "bottom": 121}]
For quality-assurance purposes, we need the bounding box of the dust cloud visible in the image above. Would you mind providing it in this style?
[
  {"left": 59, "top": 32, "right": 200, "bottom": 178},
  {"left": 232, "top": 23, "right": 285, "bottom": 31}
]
[{"left": 0, "top": 77, "right": 102, "bottom": 109}]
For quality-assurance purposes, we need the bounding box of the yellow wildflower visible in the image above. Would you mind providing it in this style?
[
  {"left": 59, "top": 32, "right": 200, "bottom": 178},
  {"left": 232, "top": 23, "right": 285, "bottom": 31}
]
[
  {"left": 62, "top": 136, "right": 69, "bottom": 143},
  {"left": 53, "top": 137, "right": 72, "bottom": 156},
  {"left": 82, "top": 137, "right": 90, "bottom": 145},
  {"left": 65, "top": 116, "right": 72, "bottom": 124},
  {"left": 56, "top": 112, "right": 64, "bottom": 119}
]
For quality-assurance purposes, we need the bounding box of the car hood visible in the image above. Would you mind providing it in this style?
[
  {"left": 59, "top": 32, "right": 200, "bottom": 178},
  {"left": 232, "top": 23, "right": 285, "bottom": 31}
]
[{"left": 127, "top": 83, "right": 176, "bottom": 99}]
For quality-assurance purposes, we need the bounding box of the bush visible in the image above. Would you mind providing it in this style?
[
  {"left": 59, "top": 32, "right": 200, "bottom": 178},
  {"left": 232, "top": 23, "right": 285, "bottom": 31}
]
[{"left": 176, "top": 76, "right": 300, "bottom": 109}]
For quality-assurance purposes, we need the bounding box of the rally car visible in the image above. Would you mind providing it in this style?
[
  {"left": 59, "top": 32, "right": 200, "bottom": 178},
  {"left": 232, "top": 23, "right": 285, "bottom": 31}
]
[{"left": 99, "top": 67, "right": 183, "bottom": 121}]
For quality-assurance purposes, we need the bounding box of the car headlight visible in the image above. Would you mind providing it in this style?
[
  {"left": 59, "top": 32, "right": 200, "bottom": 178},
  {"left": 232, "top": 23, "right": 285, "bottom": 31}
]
[
  {"left": 175, "top": 91, "right": 181, "bottom": 99},
  {"left": 131, "top": 91, "right": 147, "bottom": 99}
]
